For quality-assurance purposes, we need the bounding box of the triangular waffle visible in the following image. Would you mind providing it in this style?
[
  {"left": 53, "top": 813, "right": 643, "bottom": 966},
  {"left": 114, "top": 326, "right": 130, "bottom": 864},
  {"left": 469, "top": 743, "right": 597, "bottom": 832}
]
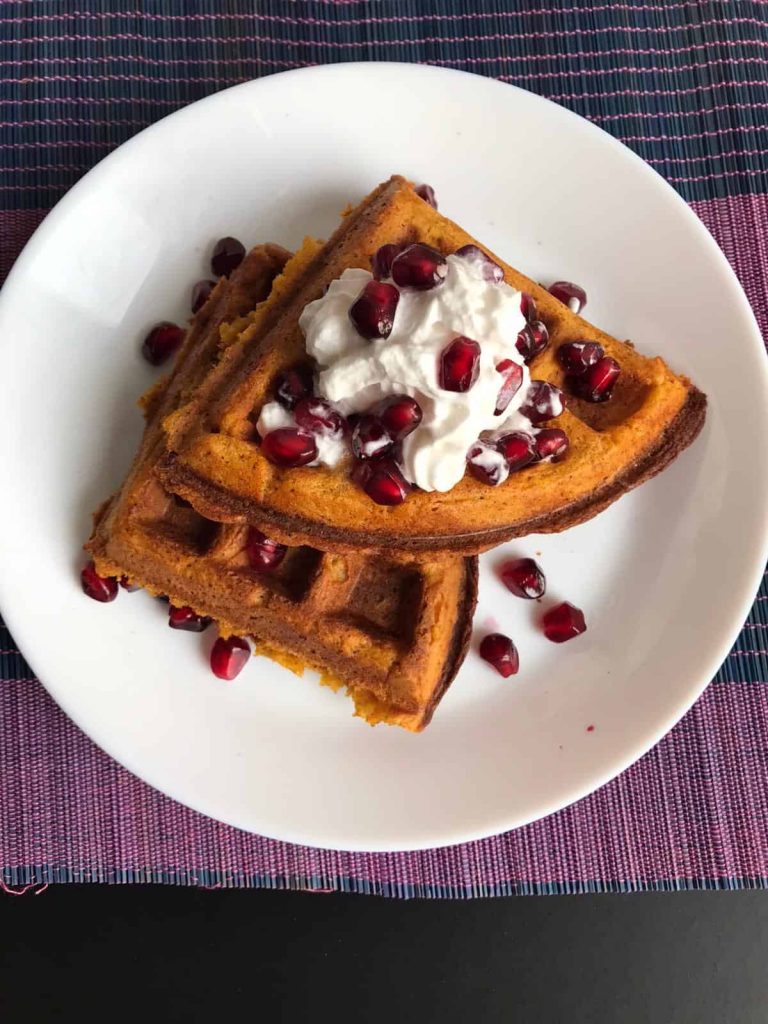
[
  {"left": 159, "top": 176, "right": 706, "bottom": 556},
  {"left": 87, "top": 245, "right": 477, "bottom": 731}
]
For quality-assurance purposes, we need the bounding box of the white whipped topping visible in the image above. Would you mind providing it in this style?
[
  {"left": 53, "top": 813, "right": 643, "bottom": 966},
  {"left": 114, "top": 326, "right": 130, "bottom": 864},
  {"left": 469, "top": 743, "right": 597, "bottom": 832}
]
[{"left": 256, "top": 401, "right": 347, "bottom": 468}]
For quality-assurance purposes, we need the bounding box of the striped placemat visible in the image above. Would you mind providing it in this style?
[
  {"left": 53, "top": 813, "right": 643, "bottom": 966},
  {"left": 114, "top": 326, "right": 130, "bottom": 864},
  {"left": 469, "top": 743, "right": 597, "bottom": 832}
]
[{"left": 1, "top": 0, "right": 767, "bottom": 896}]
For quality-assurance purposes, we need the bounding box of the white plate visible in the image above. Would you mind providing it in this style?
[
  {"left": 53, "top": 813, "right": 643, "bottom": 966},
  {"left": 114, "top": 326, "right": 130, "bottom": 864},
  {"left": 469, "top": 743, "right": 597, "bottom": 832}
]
[{"left": 0, "top": 64, "right": 766, "bottom": 852}]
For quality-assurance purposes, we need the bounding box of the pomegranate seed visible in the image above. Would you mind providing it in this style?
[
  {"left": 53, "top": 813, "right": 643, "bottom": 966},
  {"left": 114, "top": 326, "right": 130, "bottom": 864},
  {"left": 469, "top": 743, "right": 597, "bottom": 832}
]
[
  {"left": 391, "top": 243, "right": 447, "bottom": 290},
  {"left": 542, "top": 602, "right": 587, "bottom": 643},
  {"left": 494, "top": 359, "right": 524, "bottom": 415},
  {"left": 515, "top": 320, "right": 549, "bottom": 362},
  {"left": 371, "top": 243, "right": 403, "bottom": 280},
  {"left": 275, "top": 366, "right": 313, "bottom": 410},
  {"left": 571, "top": 356, "right": 621, "bottom": 402},
  {"left": 119, "top": 576, "right": 140, "bottom": 592},
  {"left": 349, "top": 280, "right": 400, "bottom": 340},
  {"left": 520, "top": 381, "right": 564, "bottom": 424},
  {"left": 373, "top": 395, "right": 422, "bottom": 441},
  {"left": 245, "top": 527, "right": 287, "bottom": 572},
  {"left": 356, "top": 458, "right": 411, "bottom": 506},
  {"left": 495, "top": 430, "right": 536, "bottom": 471},
  {"left": 534, "top": 428, "right": 570, "bottom": 462},
  {"left": 439, "top": 336, "right": 481, "bottom": 392},
  {"left": 500, "top": 557, "right": 546, "bottom": 599},
  {"left": 210, "top": 635, "right": 250, "bottom": 680},
  {"left": 415, "top": 182, "right": 438, "bottom": 208},
  {"left": 81, "top": 561, "right": 118, "bottom": 603},
  {"left": 454, "top": 244, "right": 504, "bottom": 283},
  {"left": 549, "top": 281, "right": 587, "bottom": 314},
  {"left": 191, "top": 279, "right": 216, "bottom": 313},
  {"left": 520, "top": 292, "right": 537, "bottom": 321},
  {"left": 479, "top": 633, "right": 519, "bottom": 677},
  {"left": 211, "top": 236, "right": 245, "bottom": 277},
  {"left": 557, "top": 341, "right": 604, "bottom": 376},
  {"left": 141, "top": 322, "right": 185, "bottom": 366},
  {"left": 261, "top": 428, "right": 317, "bottom": 468},
  {"left": 294, "top": 397, "right": 345, "bottom": 437},
  {"left": 351, "top": 414, "right": 393, "bottom": 460},
  {"left": 168, "top": 605, "right": 211, "bottom": 632},
  {"left": 467, "top": 440, "right": 509, "bottom": 486}
]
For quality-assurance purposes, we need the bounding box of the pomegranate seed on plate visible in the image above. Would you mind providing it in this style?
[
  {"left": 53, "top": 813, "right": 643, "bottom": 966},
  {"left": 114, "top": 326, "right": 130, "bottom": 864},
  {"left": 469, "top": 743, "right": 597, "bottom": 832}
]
[
  {"left": 168, "top": 605, "right": 211, "bottom": 632},
  {"left": 261, "top": 428, "right": 318, "bottom": 468},
  {"left": 467, "top": 440, "right": 509, "bottom": 486},
  {"left": 439, "top": 336, "right": 481, "bottom": 392},
  {"left": 351, "top": 414, "right": 393, "bottom": 460},
  {"left": 479, "top": 633, "right": 519, "bottom": 677},
  {"left": 191, "top": 279, "right": 216, "bottom": 313},
  {"left": 371, "top": 244, "right": 404, "bottom": 280},
  {"left": 454, "top": 244, "right": 504, "bottom": 283},
  {"left": 355, "top": 458, "right": 411, "bottom": 506},
  {"left": 542, "top": 602, "right": 587, "bottom": 643},
  {"left": 141, "top": 322, "right": 185, "bottom": 366},
  {"left": 557, "top": 341, "right": 604, "bottom": 376},
  {"left": 211, "top": 236, "right": 246, "bottom": 277},
  {"left": 349, "top": 280, "right": 400, "bottom": 340},
  {"left": 534, "top": 428, "right": 570, "bottom": 461},
  {"left": 571, "top": 356, "right": 621, "bottom": 402},
  {"left": 415, "top": 183, "right": 438, "bottom": 208},
  {"left": 119, "top": 576, "right": 140, "bottom": 592},
  {"left": 246, "top": 527, "right": 287, "bottom": 573},
  {"left": 494, "top": 359, "right": 524, "bottom": 415},
  {"left": 520, "top": 292, "right": 537, "bottom": 321},
  {"left": 373, "top": 395, "right": 422, "bottom": 441},
  {"left": 519, "top": 381, "right": 564, "bottom": 424},
  {"left": 391, "top": 243, "right": 447, "bottom": 290},
  {"left": 81, "top": 561, "right": 118, "bottom": 603},
  {"left": 275, "top": 367, "right": 313, "bottom": 410},
  {"left": 515, "top": 320, "right": 549, "bottom": 361},
  {"left": 210, "top": 635, "right": 251, "bottom": 680},
  {"left": 294, "top": 397, "right": 345, "bottom": 437},
  {"left": 549, "top": 280, "right": 587, "bottom": 314},
  {"left": 495, "top": 430, "right": 536, "bottom": 471},
  {"left": 500, "top": 557, "right": 546, "bottom": 599}
]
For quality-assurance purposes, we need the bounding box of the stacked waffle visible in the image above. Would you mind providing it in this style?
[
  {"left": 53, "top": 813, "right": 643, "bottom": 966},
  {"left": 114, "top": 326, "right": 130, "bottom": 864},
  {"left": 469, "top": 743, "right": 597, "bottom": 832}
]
[{"left": 87, "top": 176, "right": 705, "bottom": 731}]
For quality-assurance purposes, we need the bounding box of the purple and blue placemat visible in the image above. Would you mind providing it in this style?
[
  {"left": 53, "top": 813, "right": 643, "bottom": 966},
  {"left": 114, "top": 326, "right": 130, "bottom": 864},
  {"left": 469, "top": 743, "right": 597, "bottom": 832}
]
[{"left": 1, "top": 0, "right": 767, "bottom": 896}]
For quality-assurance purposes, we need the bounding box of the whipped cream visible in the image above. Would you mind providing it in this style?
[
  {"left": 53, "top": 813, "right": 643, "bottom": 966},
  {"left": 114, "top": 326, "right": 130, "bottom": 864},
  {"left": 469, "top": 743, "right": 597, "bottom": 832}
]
[{"left": 256, "top": 400, "right": 347, "bottom": 469}]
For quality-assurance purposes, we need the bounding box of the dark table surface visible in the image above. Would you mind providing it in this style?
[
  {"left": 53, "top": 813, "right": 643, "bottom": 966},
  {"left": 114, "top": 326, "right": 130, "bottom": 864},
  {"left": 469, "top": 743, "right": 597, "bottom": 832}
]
[{"left": 2, "top": 885, "right": 767, "bottom": 1023}]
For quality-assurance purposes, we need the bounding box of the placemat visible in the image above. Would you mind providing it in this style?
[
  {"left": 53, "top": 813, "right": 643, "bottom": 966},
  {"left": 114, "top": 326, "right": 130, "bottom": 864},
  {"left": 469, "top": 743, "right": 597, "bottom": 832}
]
[{"left": 1, "top": 0, "right": 767, "bottom": 897}]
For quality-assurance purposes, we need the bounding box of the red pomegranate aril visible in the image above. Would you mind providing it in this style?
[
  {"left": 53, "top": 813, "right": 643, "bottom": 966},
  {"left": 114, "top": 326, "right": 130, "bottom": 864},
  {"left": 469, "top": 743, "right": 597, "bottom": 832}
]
[
  {"left": 454, "top": 244, "right": 504, "bottom": 284},
  {"left": 520, "top": 381, "right": 564, "bottom": 424},
  {"left": 515, "top": 320, "right": 549, "bottom": 362},
  {"left": 500, "top": 557, "right": 546, "bottom": 600},
  {"left": 374, "top": 395, "right": 422, "bottom": 441},
  {"left": 440, "top": 336, "right": 481, "bottom": 393},
  {"left": 391, "top": 243, "right": 447, "bottom": 290},
  {"left": 495, "top": 430, "right": 536, "bottom": 471},
  {"left": 371, "top": 243, "right": 403, "bottom": 280},
  {"left": 246, "top": 527, "right": 287, "bottom": 573},
  {"left": 141, "top": 322, "right": 185, "bottom": 366},
  {"left": 261, "top": 428, "right": 318, "bottom": 468},
  {"left": 571, "top": 356, "right": 621, "bottom": 402},
  {"left": 294, "top": 397, "right": 345, "bottom": 437},
  {"left": 494, "top": 359, "right": 524, "bottom": 415},
  {"left": 557, "top": 341, "right": 604, "bottom": 376},
  {"left": 542, "top": 602, "right": 587, "bottom": 643},
  {"left": 168, "top": 605, "right": 211, "bottom": 632},
  {"left": 119, "top": 576, "right": 140, "bottom": 592},
  {"left": 415, "top": 183, "right": 438, "bottom": 209},
  {"left": 211, "top": 236, "right": 246, "bottom": 277},
  {"left": 479, "top": 633, "right": 519, "bottom": 677},
  {"left": 359, "top": 458, "right": 411, "bottom": 506},
  {"left": 349, "top": 280, "right": 400, "bottom": 340},
  {"left": 351, "top": 414, "right": 393, "bottom": 460},
  {"left": 549, "top": 280, "right": 587, "bottom": 314},
  {"left": 534, "top": 428, "right": 570, "bottom": 462},
  {"left": 520, "top": 292, "right": 537, "bottom": 321},
  {"left": 467, "top": 440, "right": 509, "bottom": 486},
  {"left": 275, "top": 366, "right": 313, "bottom": 410},
  {"left": 210, "top": 635, "right": 251, "bottom": 680},
  {"left": 191, "top": 279, "right": 216, "bottom": 313},
  {"left": 81, "top": 561, "right": 118, "bottom": 603}
]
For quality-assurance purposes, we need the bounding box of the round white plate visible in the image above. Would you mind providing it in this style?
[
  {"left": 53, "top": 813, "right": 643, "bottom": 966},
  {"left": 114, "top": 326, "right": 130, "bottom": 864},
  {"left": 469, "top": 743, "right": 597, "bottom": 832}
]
[{"left": 1, "top": 64, "right": 766, "bottom": 852}]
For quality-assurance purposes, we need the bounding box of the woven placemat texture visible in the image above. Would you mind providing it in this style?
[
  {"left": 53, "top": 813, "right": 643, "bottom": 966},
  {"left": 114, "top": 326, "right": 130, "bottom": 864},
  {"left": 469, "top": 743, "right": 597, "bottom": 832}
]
[{"left": 1, "top": 0, "right": 766, "bottom": 896}]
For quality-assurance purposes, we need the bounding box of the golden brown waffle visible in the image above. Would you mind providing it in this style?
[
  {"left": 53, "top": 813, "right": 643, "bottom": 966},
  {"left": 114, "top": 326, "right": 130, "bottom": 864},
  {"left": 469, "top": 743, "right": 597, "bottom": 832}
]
[
  {"left": 87, "top": 244, "right": 478, "bottom": 732},
  {"left": 159, "top": 176, "right": 706, "bottom": 556}
]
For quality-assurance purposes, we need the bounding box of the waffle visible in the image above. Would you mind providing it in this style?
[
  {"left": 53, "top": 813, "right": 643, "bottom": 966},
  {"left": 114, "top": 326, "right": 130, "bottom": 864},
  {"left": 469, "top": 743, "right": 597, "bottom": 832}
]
[
  {"left": 87, "top": 245, "right": 478, "bottom": 732},
  {"left": 159, "top": 175, "right": 706, "bottom": 556}
]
